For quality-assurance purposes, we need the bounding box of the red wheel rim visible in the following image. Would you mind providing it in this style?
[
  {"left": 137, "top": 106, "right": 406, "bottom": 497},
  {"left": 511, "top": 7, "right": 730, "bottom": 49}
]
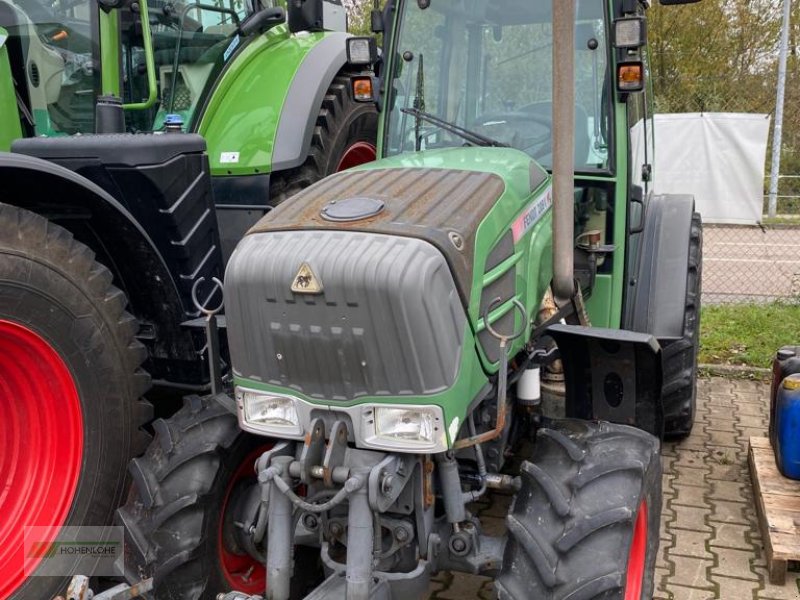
[
  {"left": 625, "top": 501, "right": 648, "bottom": 600},
  {"left": 336, "top": 141, "right": 377, "bottom": 172},
  {"left": 0, "top": 320, "right": 83, "bottom": 599},
  {"left": 218, "top": 446, "right": 272, "bottom": 595}
]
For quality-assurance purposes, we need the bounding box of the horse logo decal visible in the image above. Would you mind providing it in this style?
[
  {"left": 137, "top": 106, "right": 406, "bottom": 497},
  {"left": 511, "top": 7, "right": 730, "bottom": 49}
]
[{"left": 291, "top": 262, "right": 323, "bottom": 295}]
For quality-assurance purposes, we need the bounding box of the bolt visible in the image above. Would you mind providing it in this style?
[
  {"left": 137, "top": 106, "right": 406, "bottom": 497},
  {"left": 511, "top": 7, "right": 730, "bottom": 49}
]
[
  {"left": 330, "top": 522, "right": 344, "bottom": 537},
  {"left": 451, "top": 537, "right": 467, "bottom": 553},
  {"left": 394, "top": 526, "right": 410, "bottom": 543},
  {"left": 302, "top": 513, "right": 319, "bottom": 531},
  {"left": 381, "top": 474, "right": 395, "bottom": 497}
]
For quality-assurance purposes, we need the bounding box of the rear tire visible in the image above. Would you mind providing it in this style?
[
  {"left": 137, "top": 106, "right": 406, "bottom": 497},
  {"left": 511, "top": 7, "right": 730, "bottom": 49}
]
[
  {"left": 0, "top": 203, "right": 151, "bottom": 600},
  {"left": 662, "top": 212, "right": 703, "bottom": 438},
  {"left": 496, "top": 420, "right": 661, "bottom": 600},
  {"left": 269, "top": 73, "right": 377, "bottom": 204}
]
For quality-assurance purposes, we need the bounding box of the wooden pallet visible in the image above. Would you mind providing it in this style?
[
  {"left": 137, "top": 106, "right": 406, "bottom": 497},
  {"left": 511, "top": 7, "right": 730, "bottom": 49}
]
[{"left": 748, "top": 436, "right": 800, "bottom": 585}]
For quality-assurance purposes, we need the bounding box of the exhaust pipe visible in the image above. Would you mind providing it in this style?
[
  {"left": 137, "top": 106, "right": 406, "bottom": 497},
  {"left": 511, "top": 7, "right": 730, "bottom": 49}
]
[{"left": 551, "top": 0, "right": 576, "bottom": 304}]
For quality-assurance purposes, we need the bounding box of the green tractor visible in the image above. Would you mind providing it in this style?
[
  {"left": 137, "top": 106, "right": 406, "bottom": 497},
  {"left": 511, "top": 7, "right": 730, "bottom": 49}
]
[
  {"left": 85, "top": 0, "right": 703, "bottom": 598},
  {"left": 0, "top": 0, "right": 379, "bottom": 598}
]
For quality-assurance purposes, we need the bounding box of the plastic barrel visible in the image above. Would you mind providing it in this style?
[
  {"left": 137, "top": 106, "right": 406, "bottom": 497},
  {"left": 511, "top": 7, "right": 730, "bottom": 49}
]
[
  {"left": 769, "top": 346, "right": 800, "bottom": 450},
  {"left": 774, "top": 374, "right": 800, "bottom": 480}
]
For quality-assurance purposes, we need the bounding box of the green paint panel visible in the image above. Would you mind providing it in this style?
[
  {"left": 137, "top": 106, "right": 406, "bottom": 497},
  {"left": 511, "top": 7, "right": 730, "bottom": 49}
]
[
  {"left": 0, "top": 29, "right": 21, "bottom": 151},
  {"left": 198, "top": 27, "right": 327, "bottom": 176},
  {"left": 99, "top": 10, "right": 121, "bottom": 97}
]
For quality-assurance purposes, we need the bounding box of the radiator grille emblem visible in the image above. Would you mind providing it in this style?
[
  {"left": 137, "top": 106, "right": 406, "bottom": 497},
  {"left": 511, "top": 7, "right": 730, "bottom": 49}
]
[{"left": 291, "top": 262, "right": 323, "bottom": 294}]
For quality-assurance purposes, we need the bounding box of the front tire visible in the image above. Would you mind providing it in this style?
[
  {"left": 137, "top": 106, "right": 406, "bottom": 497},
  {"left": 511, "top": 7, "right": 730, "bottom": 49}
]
[
  {"left": 0, "top": 204, "right": 151, "bottom": 600},
  {"left": 497, "top": 420, "right": 662, "bottom": 600},
  {"left": 118, "top": 394, "right": 322, "bottom": 599}
]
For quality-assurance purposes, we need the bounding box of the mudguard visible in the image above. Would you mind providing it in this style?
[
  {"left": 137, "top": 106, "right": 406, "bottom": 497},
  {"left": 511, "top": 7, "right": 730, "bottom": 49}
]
[
  {"left": 625, "top": 193, "right": 696, "bottom": 339},
  {"left": 0, "top": 152, "right": 205, "bottom": 386},
  {"left": 197, "top": 29, "right": 351, "bottom": 175},
  {"left": 546, "top": 323, "right": 664, "bottom": 438}
]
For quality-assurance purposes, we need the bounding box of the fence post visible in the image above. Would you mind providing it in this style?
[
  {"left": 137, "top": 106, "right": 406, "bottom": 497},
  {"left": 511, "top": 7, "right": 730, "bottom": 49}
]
[{"left": 768, "top": 0, "right": 792, "bottom": 219}]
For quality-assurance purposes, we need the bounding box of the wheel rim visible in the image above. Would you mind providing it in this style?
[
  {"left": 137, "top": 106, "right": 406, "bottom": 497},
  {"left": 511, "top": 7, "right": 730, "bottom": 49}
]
[
  {"left": 0, "top": 320, "right": 83, "bottom": 598},
  {"left": 336, "top": 141, "right": 377, "bottom": 172},
  {"left": 218, "top": 446, "right": 272, "bottom": 595},
  {"left": 625, "top": 501, "right": 648, "bottom": 600}
]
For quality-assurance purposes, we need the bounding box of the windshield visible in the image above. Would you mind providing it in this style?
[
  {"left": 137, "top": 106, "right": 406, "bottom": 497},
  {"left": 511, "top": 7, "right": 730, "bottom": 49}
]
[{"left": 385, "top": 0, "right": 612, "bottom": 172}]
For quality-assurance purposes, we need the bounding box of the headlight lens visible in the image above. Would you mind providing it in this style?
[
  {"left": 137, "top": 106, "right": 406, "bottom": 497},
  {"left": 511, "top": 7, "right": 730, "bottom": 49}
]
[
  {"left": 373, "top": 406, "right": 438, "bottom": 445},
  {"left": 238, "top": 388, "right": 302, "bottom": 436}
]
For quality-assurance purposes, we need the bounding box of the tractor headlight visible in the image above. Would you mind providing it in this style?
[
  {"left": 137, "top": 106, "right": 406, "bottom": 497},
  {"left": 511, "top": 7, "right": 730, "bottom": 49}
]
[
  {"left": 236, "top": 388, "right": 302, "bottom": 437},
  {"left": 361, "top": 405, "right": 446, "bottom": 452},
  {"left": 376, "top": 407, "right": 435, "bottom": 442}
]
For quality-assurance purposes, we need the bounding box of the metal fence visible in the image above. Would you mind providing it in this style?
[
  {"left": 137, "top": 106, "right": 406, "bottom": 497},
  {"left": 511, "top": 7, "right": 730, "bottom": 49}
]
[{"left": 702, "top": 186, "right": 800, "bottom": 305}]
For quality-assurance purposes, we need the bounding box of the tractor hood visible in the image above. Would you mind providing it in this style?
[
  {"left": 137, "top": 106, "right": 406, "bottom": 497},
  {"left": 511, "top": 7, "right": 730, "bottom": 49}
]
[{"left": 224, "top": 148, "right": 552, "bottom": 419}]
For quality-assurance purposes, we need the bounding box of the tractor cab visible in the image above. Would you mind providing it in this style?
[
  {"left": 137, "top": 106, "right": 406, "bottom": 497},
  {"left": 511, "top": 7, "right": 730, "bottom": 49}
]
[{"left": 369, "top": 0, "right": 652, "bottom": 330}]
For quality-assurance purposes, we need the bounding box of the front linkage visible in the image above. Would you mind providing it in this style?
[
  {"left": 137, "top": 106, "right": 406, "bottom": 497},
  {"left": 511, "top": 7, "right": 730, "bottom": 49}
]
[{"left": 242, "top": 421, "right": 510, "bottom": 600}]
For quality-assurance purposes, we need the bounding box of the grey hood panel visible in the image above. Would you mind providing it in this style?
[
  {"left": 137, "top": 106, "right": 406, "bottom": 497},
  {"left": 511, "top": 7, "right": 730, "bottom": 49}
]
[{"left": 225, "top": 230, "right": 467, "bottom": 401}]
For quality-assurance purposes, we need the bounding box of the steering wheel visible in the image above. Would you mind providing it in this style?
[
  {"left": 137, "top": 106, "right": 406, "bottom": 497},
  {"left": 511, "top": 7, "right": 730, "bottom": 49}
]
[{"left": 476, "top": 111, "right": 552, "bottom": 160}]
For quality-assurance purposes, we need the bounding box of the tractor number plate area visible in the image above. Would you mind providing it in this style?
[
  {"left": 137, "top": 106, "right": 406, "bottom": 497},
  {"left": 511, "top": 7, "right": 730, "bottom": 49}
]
[{"left": 546, "top": 324, "right": 664, "bottom": 438}]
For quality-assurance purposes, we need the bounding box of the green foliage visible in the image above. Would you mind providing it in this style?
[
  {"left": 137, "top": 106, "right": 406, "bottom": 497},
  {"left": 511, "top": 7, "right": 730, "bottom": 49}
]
[
  {"left": 649, "top": 0, "right": 800, "bottom": 207},
  {"left": 343, "top": 0, "right": 380, "bottom": 35},
  {"left": 700, "top": 302, "right": 800, "bottom": 368}
]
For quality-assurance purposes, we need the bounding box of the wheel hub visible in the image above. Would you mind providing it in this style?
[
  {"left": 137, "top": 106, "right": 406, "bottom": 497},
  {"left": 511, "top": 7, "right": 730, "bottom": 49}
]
[
  {"left": 0, "top": 320, "right": 83, "bottom": 599},
  {"left": 218, "top": 447, "right": 271, "bottom": 595}
]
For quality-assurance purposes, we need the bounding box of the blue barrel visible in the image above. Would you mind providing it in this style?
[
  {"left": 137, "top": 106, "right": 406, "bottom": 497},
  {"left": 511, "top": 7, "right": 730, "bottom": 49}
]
[
  {"left": 774, "top": 374, "right": 800, "bottom": 480},
  {"left": 769, "top": 346, "right": 800, "bottom": 449}
]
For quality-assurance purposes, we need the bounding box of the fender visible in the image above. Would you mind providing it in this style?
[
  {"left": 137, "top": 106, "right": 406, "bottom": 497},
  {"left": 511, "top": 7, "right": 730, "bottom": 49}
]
[
  {"left": 270, "top": 31, "right": 350, "bottom": 171},
  {"left": 197, "top": 29, "right": 351, "bottom": 176},
  {"left": 0, "top": 152, "right": 205, "bottom": 385},
  {"left": 625, "top": 193, "right": 696, "bottom": 339}
]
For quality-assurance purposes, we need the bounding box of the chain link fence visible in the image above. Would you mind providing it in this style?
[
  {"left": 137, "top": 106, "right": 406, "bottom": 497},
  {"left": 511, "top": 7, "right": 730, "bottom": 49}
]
[
  {"left": 702, "top": 182, "right": 800, "bottom": 305},
  {"left": 651, "top": 68, "right": 800, "bottom": 306}
]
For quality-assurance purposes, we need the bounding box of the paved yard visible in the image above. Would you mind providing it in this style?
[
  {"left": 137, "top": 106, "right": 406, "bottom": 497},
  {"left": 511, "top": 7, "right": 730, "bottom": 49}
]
[{"left": 428, "top": 377, "right": 800, "bottom": 599}]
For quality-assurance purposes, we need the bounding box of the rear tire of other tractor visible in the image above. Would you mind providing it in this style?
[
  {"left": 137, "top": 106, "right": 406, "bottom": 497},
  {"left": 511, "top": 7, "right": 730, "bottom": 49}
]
[
  {"left": 117, "top": 394, "right": 322, "bottom": 600},
  {"left": 269, "top": 73, "right": 378, "bottom": 204},
  {"left": 662, "top": 211, "right": 703, "bottom": 438},
  {"left": 0, "top": 203, "right": 151, "bottom": 600},
  {"left": 497, "top": 420, "right": 662, "bottom": 600}
]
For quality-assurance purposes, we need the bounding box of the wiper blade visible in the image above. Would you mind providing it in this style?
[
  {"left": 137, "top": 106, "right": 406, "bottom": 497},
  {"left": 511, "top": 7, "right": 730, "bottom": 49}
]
[{"left": 400, "top": 107, "right": 509, "bottom": 149}]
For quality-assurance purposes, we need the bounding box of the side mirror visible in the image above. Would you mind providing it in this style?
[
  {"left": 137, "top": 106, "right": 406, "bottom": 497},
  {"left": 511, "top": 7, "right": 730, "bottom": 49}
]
[
  {"left": 239, "top": 7, "right": 285, "bottom": 37},
  {"left": 346, "top": 37, "right": 378, "bottom": 67}
]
